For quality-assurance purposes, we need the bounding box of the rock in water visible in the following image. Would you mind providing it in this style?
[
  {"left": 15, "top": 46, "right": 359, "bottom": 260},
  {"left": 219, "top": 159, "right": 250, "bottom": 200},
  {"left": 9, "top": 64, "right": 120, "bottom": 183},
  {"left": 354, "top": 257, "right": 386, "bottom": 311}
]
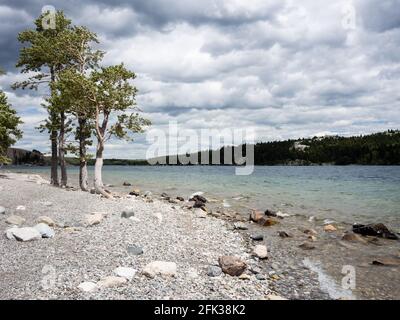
[
  {"left": 341, "top": 232, "right": 367, "bottom": 243},
  {"left": 353, "top": 223, "right": 398, "bottom": 240},
  {"left": 250, "top": 210, "right": 263, "bottom": 223},
  {"left": 85, "top": 213, "right": 103, "bottom": 226},
  {"left": 253, "top": 245, "right": 268, "bottom": 259},
  {"left": 324, "top": 224, "right": 337, "bottom": 232},
  {"left": 0, "top": 206, "right": 6, "bottom": 214},
  {"left": 122, "top": 182, "right": 132, "bottom": 186},
  {"left": 193, "top": 200, "right": 206, "bottom": 208},
  {"left": 37, "top": 216, "right": 56, "bottom": 226},
  {"left": 97, "top": 276, "right": 127, "bottom": 288},
  {"left": 121, "top": 210, "right": 135, "bottom": 219},
  {"left": 207, "top": 265, "right": 222, "bottom": 277},
  {"left": 113, "top": 267, "right": 137, "bottom": 281},
  {"left": 129, "top": 189, "right": 140, "bottom": 196},
  {"left": 127, "top": 245, "right": 143, "bottom": 256},
  {"left": 33, "top": 223, "right": 55, "bottom": 238},
  {"left": 218, "top": 256, "right": 247, "bottom": 276},
  {"left": 264, "top": 209, "right": 277, "bottom": 217},
  {"left": 189, "top": 195, "right": 207, "bottom": 203},
  {"left": 176, "top": 196, "right": 185, "bottom": 202},
  {"left": 11, "top": 227, "right": 41, "bottom": 242},
  {"left": 78, "top": 282, "right": 98, "bottom": 292},
  {"left": 6, "top": 215, "right": 26, "bottom": 226},
  {"left": 142, "top": 261, "right": 177, "bottom": 278},
  {"left": 257, "top": 217, "right": 279, "bottom": 227}
]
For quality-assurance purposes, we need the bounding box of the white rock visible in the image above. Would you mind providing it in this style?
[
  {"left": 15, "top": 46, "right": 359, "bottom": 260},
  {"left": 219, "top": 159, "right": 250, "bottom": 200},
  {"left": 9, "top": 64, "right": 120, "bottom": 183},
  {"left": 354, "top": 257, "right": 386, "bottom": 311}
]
[
  {"left": 42, "top": 201, "right": 53, "bottom": 207},
  {"left": 97, "top": 276, "right": 127, "bottom": 288},
  {"left": 34, "top": 223, "right": 55, "bottom": 238},
  {"left": 11, "top": 227, "right": 41, "bottom": 242},
  {"left": 5, "top": 227, "right": 19, "bottom": 240},
  {"left": 129, "top": 216, "right": 141, "bottom": 222},
  {"left": 85, "top": 213, "right": 103, "bottom": 226},
  {"left": 266, "top": 294, "right": 287, "bottom": 300},
  {"left": 6, "top": 215, "right": 26, "bottom": 226},
  {"left": 113, "top": 267, "right": 137, "bottom": 281},
  {"left": 253, "top": 245, "right": 268, "bottom": 259},
  {"left": 276, "top": 211, "right": 290, "bottom": 218},
  {"left": 0, "top": 206, "right": 6, "bottom": 214},
  {"left": 142, "top": 261, "right": 177, "bottom": 278},
  {"left": 78, "top": 282, "right": 98, "bottom": 292},
  {"left": 37, "top": 216, "right": 56, "bottom": 226},
  {"left": 16, "top": 205, "right": 26, "bottom": 211}
]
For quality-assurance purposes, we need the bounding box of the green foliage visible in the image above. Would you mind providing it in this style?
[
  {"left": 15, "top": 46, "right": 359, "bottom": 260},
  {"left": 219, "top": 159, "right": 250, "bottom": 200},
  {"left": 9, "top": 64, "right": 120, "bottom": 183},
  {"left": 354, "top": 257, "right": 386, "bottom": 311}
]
[{"left": 0, "top": 91, "right": 23, "bottom": 164}]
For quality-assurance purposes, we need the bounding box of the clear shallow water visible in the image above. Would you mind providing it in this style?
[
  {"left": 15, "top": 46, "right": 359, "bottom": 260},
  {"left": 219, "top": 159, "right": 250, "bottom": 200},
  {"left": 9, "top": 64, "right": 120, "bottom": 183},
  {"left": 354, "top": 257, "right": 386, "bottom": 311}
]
[{"left": 4, "top": 165, "right": 400, "bottom": 229}]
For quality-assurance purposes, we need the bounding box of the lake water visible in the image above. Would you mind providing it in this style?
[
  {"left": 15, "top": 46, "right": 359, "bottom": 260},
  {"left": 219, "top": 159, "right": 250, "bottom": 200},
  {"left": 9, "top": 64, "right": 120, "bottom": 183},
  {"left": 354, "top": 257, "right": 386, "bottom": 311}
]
[
  {"left": 5, "top": 165, "right": 400, "bottom": 229},
  {"left": 2, "top": 164, "right": 400, "bottom": 299}
]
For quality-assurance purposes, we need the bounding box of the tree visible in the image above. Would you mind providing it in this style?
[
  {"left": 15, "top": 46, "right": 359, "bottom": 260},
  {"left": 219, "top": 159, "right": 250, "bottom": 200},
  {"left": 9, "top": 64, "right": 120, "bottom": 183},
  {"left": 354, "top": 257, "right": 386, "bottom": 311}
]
[
  {"left": 83, "top": 64, "right": 150, "bottom": 197},
  {"left": 50, "top": 26, "right": 103, "bottom": 191},
  {"left": 0, "top": 70, "right": 23, "bottom": 164},
  {"left": 13, "top": 11, "right": 73, "bottom": 186}
]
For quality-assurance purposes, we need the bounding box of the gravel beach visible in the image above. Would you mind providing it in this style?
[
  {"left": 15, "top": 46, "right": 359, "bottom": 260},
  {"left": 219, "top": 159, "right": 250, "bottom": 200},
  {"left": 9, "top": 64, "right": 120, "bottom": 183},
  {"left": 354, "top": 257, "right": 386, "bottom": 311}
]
[{"left": 0, "top": 173, "right": 283, "bottom": 300}]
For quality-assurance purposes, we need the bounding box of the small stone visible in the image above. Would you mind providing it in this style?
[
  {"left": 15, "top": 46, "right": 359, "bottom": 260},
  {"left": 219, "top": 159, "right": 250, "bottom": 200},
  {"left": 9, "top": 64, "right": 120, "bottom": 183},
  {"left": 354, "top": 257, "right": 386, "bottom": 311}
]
[
  {"left": 42, "top": 201, "right": 53, "bottom": 207},
  {"left": 142, "top": 261, "right": 177, "bottom": 278},
  {"left": 168, "top": 199, "right": 178, "bottom": 204},
  {"left": 278, "top": 231, "right": 291, "bottom": 238},
  {"left": 33, "top": 223, "right": 55, "bottom": 238},
  {"left": 16, "top": 205, "right": 26, "bottom": 211},
  {"left": 256, "top": 274, "right": 266, "bottom": 281},
  {"left": 324, "top": 224, "right": 337, "bottom": 232},
  {"left": 6, "top": 215, "right": 26, "bottom": 226},
  {"left": 0, "top": 206, "right": 5, "bottom": 214},
  {"left": 85, "top": 213, "right": 103, "bottom": 226},
  {"left": 113, "top": 267, "right": 137, "bottom": 281},
  {"left": 299, "top": 242, "right": 315, "bottom": 250},
  {"left": 250, "top": 234, "right": 264, "bottom": 241},
  {"left": 266, "top": 294, "right": 287, "bottom": 300},
  {"left": 122, "top": 181, "right": 132, "bottom": 186},
  {"left": 11, "top": 227, "right": 41, "bottom": 242},
  {"left": 121, "top": 210, "right": 135, "bottom": 219},
  {"left": 342, "top": 231, "right": 367, "bottom": 243},
  {"left": 129, "top": 189, "right": 140, "bottom": 196},
  {"left": 303, "top": 229, "right": 317, "bottom": 236},
  {"left": 234, "top": 222, "right": 248, "bottom": 230},
  {"left": 176, "top": 196, "right": 184, "bottom": 202},
  {"left": 37, "top": 216, "right": 56, "bottom": 226},
  {"left": 308, "top": 235, "right": 317, "bottom": 241},
  {"left": 239, "top": 274, "right": 251, "bottom": 280},
  {"left": 218, "top": 256, "right": 247, "bottom": 276},
  {"left": 207, "top": 265, "right": 222, "bottom": 277},
  {"left": 129, "top": 216, "right": 141, "bottom": 222},
  {"left": 127, "top": 245, "right": 143, "bottom": 256},
  {"left": 264, "top": 209, "right": 277, "bottom": 217},
  {"left": 253, "top": 245, "right": 268, "bottom": 259},
  {"left": 78, "top": 282, "right": 98, "bottom": 292},
  {"left": 257, "top": 217, "right": 279, "bottom": 227},
  {"left": 97, "top": 276, "right": 127, "bottom": 288},
  {"left": 249, "top": 210, "right": 264, "bottom": 222}
]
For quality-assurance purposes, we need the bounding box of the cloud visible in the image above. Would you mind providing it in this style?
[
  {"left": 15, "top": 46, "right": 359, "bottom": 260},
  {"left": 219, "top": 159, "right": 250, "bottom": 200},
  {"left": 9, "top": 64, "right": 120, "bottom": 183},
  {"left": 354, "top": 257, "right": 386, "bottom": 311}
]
[{"left": 0, "top": 0, "right": 399, "bottom": 158}]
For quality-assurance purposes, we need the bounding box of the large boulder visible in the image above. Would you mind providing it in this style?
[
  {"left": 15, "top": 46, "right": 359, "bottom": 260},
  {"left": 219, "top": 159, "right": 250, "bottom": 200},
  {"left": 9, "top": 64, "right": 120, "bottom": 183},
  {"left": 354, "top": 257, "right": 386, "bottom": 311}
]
[
  {"left": 218, "top": 256, "right": 247, "bottom": 276},
  {"left": 353, "top": 223, "right": 398, "bottom": 240},
  {"left": 10, "top": 227, "right": 41, "bottom": 242},
  {"left": 142, "top": 261, "right": 177, "bottom": 278}
]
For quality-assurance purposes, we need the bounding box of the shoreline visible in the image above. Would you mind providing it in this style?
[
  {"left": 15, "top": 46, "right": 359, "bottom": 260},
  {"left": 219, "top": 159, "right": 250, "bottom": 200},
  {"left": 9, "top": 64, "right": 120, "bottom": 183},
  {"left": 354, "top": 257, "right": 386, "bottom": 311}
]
[{"left": 1, "top": 172, "right": 399, "bottom": 300}]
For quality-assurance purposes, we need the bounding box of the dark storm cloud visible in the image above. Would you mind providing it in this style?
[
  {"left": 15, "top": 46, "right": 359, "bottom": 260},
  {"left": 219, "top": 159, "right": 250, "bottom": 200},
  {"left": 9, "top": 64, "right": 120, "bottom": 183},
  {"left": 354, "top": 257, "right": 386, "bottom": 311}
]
[{"left": 355, "top": 0, "right": 400, "bottom": 32}]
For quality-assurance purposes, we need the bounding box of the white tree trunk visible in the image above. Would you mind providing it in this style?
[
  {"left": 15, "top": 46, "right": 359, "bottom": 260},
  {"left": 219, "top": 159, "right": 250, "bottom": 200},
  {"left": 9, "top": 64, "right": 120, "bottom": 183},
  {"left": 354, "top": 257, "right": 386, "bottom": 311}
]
[
  {"left": 80, "top": 162, "right": 89, "bottom": 191},
  {"left": 94, "top": 141, "right": 112, "bottom": 198}
]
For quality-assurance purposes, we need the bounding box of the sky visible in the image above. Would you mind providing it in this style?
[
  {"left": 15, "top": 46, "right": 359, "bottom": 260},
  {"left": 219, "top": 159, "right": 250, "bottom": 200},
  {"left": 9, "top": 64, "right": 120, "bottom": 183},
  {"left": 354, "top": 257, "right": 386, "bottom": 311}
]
[{"left": 1, "top": 0, "right": 400, "bottom": 159}]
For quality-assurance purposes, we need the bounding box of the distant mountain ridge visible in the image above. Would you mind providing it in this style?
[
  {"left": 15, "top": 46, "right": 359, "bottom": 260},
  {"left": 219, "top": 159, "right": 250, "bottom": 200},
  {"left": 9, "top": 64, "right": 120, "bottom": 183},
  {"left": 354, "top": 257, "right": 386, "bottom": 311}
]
[{"left": 5, "top": 130, "right": 400, "bottom": 166}]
